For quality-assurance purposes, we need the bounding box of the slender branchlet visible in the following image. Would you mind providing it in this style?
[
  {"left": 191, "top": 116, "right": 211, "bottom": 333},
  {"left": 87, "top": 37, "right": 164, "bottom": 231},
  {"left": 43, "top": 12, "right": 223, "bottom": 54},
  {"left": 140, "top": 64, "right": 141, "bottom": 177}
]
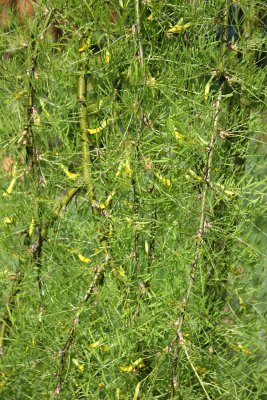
[
  {"left": 77, "top": 37, "right": 95, "bottom": 209},
  {"left": 170, "top": 88, "right": 223, "bottom": 397},
  {"left": 0, "top": 7, "right": 55, "bottom": 352},
  {"left": 132, "top": 0, "right": 144, "bottom": 291},
  {"left": 135, "top": 0, "right": 144, "bottom": 70},
  {"left": 0, "top": 271, "right": 24, "bottom": 355},
  {"left": 0, "top": 185, "right": 80, "bottom": 355},
  {"left": 52, "top": 263, "right": 104, "bottom": 397},
  {"left": 52, "top": 36, "right": 114, "bottom": 395}
]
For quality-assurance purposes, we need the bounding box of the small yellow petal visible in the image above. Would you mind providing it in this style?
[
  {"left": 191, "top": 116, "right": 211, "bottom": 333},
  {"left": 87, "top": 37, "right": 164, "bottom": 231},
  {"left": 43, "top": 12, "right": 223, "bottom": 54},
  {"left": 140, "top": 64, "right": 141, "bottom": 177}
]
[
  {"left": 79, "top": 38, "right": 91, "bottom": 52},
  {"left": 133, "top": 358, "right": 145, "bottom": 368},
  {"left": 59, "top": 164, "right": 80, "bottom": 180},
  {"left": 116, "top": 161, "right": 124, "bottom": 177},
  {"left": 147, "top": 14, "right": 154, "bottom": 21},
  {"left": 3, "top": 217, "right": 13, "bottom": 225},
  {"left": 167, "top": 22, "right": 192, "bottom": 33},
  {"left": 237, "top": 343, "right": 251, "bottom": 355},
  {"left": 72, "top": 358, "right": 84, "bottom": 372},
  {"left": 78, "top": 364, "right": 84, "bottom": 373},
  {"left": 119, "top": 365, "right": 134, "bottom": 372},
  {"left": 3, "top": 176, "right": 17, "bottom": 196},
  {"left": 155, "top": 172, "right": 172, "bottom": 187},
  {"left": 188, "top": 169, "right": 202, "bottom": 182},
  {"left": 125, "top": 159, "right": 132, "bottom": 177},
  {"left": 224, "top": 189, "right": 238, "bottom": 197},
  {"left": 146, "top": 76, "right": 157, "bottom": 86},
  {"left": 78, "top": 254, "right": 91, "bottom": 263},
  {"left": 89, "top": 340, "right": 101, "bottom": 349},
  {"left": 175, "top": 131, "right": 185, "bottom": 140},
  {"left": 105, "top": 191, "right": 115, "bottom": 207},
  {"left": 163, "top": 178, "right": 172, "bottom": 187},
  {"left": 87, "top": 119, "right": 109, "bottom": 135},
  {"left": 104, "top": 50, "right": 111, "bottom": 64},
  {"left": 29, "top": 218, "right": 35, "bottom": 238},
  {"left": 118, "top": 266, "right": 126, "bottom": 278}
]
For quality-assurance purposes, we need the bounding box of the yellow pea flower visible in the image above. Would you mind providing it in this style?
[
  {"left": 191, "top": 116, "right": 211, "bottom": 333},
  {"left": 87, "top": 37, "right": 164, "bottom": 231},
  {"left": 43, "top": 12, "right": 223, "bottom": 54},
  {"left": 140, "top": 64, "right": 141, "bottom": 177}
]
[
  {"left": 87, "top": 119, "right": 110, "bottom": 135},
  {"left": 3, "top": 217, "right": 13, "bottom": 225},
  {"left": 175, "top": 131, "right": 185, "bottom": 140},
  {"left": 167, "top": 19, "right": 192, "bottom": 33},
  {"left": 119, "top": 358, "right": 145, "bottom": 372},
  {"left": 72, "top": 358, "right": 84, "bottom": 373},
  {"left": 89, "top": 340, "right": 101, "bottom": 349},
  {"left": 119, "top": 365, "right": 134, "bottom": 372},
  {"left": 125, "top": 159, "right": 132, "bottom": 177},
  {"left": 78, "top": 38, "right": 91, "bottom": 52},
  {"left": 155, "top": 172, "right": 172, "bottom": 187},
  {"left": 59, "top": 164, "right": 80, "bottom": 180},
  {"left": 104, "top": 50, "right": 111, "bottom": 64},
  {"left": 3, "top": 176, "right": 17, "bottom": 197},
  {"left": 28, "top": 218, "right": 35, "bottom": 238},
  {"left": 78, "top": 254, "right": 91, "bottom": 263},
  {"left": 99, "top": 191, "right": 115, "bottom": 209}
]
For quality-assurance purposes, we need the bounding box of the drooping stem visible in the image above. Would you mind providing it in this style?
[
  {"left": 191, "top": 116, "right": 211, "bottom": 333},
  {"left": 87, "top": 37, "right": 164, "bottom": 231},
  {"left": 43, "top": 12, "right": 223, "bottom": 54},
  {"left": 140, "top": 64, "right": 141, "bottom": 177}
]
[
  {"left": 132, "top": 0, "right": 144, "bottom": 289},
  {"left": 0, "top": 7, "right": 55, "bottom": 353},
  {"left": 53, "top": 264, "right": 104, "bottom": 397},
  {"left": 0, "top": 185, "right": 80, "bottom": 355},
  {"left": 52, "top": 36, "right": 113, "bottom": 395},
  {"left": 170, "top": 88, "right": 223, "bottom": 397},
  {"left": 77, "top": 38, "right": 95, "bottom": 208}
]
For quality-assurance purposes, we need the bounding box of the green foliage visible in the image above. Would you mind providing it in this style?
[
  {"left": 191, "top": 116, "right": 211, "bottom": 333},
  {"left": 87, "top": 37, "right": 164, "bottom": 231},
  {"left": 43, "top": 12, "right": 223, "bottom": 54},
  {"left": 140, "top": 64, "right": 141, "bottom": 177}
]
[{"left": 0, "top": 0, "right": 266, "bottom": 399}]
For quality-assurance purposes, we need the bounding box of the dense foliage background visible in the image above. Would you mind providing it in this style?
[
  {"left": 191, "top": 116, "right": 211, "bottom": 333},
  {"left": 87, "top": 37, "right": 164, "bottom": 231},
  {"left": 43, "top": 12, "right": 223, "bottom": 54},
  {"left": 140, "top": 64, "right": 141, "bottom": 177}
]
[{"left": 0, "top": 0, "right": 266, "bottom": 399}]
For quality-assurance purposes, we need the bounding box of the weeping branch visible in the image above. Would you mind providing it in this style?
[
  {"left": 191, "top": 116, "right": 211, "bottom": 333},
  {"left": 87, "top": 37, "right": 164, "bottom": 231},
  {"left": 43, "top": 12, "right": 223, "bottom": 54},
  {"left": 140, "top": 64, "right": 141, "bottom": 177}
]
[{"left": 169, "top": 88, "right": 223, "bottom": 398}]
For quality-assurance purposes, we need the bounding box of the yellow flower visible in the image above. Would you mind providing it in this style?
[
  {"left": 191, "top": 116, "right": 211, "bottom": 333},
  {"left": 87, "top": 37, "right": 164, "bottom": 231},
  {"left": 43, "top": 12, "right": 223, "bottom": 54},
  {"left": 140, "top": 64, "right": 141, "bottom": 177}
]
[
  {"left": 104, "top": 50, "right": 111, "bottom": 64},
  {"left": 78, "top": 254, "right": 91, "bottom": 263},
  {"left": 115, "top": 160, "right": 124, "bottom": 177},
  {"left": 88, "top": 340, "right": 101, "bottom": 349},
  {"left": 167, "top": 19, "right": 192, "bottom": 33},
  {"left": 175, "top": 131, "right": 185, "bottom": 141},
  {"left": 155, "top": 172, "right": 172, "bottom": 187},
  {"left": 72, "top": 358, "right": 84, "bottom": 373},
  {"left": 146, "top": 75, "right": 157, "bottom": 86},
  {"left": 188, "top": 169, "right": 202, "bottom": 182},
  {"left": 119, "top": 358, "right": 145, "bottom": 372},
  {"left": 230, "top": 342, "right": 251, "bottom": 355},
  {"left": 3, "top": 217, "right": 13, "bottom": 225},
  {"left": 237, "top": 343, "right": 251, "bottom": 355},
  {"left": 3, "top": 176, "right": 17, "bottom": 197},
  {"left": 78, "top": 38, "right": 91, "bottom": 52},
  {"left": 125, "top": 159, "right": 132, "bottom": 177},
  {"left": 119, "top": 364, "right": 134, "bottom": 372},
  {"left": 87, "top": 119, "right": 109, "bottom": 135},
  {"left": 59, "top": 164, "right": 80, "bottom": 180},
  {"left": 28, "top": 218, "right": 35, "bottom": 238}
]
